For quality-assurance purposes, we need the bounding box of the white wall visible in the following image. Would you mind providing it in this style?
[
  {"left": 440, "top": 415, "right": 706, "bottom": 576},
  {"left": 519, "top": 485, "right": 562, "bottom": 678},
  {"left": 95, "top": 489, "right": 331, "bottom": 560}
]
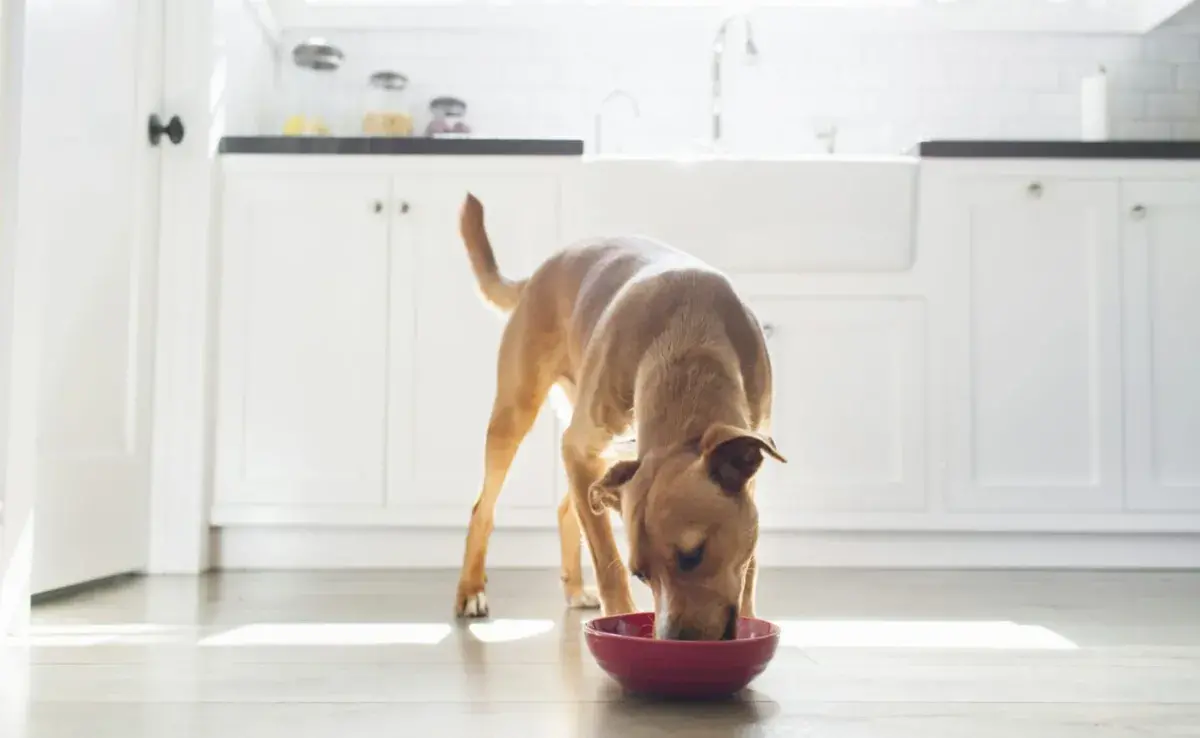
[
  {"left": 215, "top": 0, "right": 279, "bottom": 139},
  {"left": 227, "top": 4, "right": 1200, "bottom": 153},
  {"left": 0, "top": 0, "right": 42, "bottom": 637}
]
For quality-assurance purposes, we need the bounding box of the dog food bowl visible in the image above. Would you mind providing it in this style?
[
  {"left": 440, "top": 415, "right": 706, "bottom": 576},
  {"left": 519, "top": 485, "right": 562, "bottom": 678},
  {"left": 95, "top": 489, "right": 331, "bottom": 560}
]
[{"left": 584, "top": 612, "right": 780, "bottom": 699}]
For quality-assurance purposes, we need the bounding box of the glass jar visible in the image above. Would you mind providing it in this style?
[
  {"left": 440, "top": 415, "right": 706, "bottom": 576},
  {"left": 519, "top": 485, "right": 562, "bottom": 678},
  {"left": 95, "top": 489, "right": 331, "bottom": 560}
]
[
  {"left": 362, "top": 71, "right": 413, "bottom": 137},
  {"left": 425, "top": 96, "right": 471, "bottom": 138},
  {"left": 283, "top": 38, "right": 344, "bottom": 136}
]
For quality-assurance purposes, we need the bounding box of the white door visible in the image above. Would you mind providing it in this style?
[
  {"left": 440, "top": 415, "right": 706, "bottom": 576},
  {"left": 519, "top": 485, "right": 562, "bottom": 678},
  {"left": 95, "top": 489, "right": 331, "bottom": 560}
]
[
  {"left": 214, "top": 174, "right": 392, "bottom": 509},
  {"left": 392, "top": 174, "right": 561, "bottom": 525},
  {"left": 942, "top": 177, "right": 1123, "bottom": 513},
  {"left": 1121, "top": 181, "right": 1200, "bottom": 511},
  {"left": 29, "top": 0, "right": 165, "bottom": 593}
]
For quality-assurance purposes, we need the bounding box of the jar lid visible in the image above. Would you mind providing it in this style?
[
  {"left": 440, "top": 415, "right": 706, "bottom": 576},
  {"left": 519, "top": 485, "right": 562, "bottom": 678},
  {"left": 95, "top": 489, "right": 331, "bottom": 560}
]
[
  {"left": 430, "top": 96, "right": 467, "bottom": 115},
  {"left": 292, "top": 39, "right": 345, "bottom": 71},
  {"left": 369, "top": 71, "right": 409, "bottom": 90}
]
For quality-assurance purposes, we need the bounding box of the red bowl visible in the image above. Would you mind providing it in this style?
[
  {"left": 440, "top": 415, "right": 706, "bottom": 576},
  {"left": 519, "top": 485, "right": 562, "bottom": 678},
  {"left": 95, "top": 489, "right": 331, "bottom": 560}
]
[{"left": 584, "top": 612, "right": 780, "bottom": 699}]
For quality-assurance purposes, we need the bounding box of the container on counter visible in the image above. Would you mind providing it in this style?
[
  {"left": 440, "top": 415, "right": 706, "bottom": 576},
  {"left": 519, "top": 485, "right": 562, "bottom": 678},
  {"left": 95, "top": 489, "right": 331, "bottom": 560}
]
[
  {"left": 362, "top": 71, "right": 414, "bottom": 137},
  {"left": 425, "top": 96, "right": 471, "bottom": 138},
  {"left": 283, "top": 38, "right": 344, "bottom": 136},
  {"left": 1080, "top": 65, "right": 1109, "bottom": 142}
]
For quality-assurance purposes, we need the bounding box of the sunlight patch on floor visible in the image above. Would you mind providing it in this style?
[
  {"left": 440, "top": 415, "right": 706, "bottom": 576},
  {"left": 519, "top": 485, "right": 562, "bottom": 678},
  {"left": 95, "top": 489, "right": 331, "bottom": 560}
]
[
  {"left": 16, "top": 623, "right": 180, "bottom": 646},
  {"left": 776, "top": 619, "right": 1078, "bottom": 650},
  {"left": 200, "top": 622, "right": 453, "bottom": 647},
  {"left": 467, "top": 619, "right": 555, "bottom": 644}
]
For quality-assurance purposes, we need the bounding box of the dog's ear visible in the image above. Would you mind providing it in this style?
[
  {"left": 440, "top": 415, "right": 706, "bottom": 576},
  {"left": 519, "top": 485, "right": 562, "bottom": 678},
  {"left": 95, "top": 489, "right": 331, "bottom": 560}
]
[
  {"left": 700, "top": 424, "right": 786, "bottom": 494},
  {"left": 588, "top": 460, "right": 641, "bottom": 515}
]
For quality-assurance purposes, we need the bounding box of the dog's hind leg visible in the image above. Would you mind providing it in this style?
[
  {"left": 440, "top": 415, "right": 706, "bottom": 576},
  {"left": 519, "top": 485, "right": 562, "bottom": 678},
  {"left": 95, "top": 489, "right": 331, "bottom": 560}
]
[{"left": 454, "top": 320, "right": 554, "bottom": 618}]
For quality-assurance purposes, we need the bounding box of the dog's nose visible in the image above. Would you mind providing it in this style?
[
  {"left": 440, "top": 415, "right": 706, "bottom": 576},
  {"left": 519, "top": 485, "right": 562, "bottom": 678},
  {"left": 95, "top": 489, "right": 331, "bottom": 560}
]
[{"left": 721, "top": 605, "right": 739, "bottom": 641}]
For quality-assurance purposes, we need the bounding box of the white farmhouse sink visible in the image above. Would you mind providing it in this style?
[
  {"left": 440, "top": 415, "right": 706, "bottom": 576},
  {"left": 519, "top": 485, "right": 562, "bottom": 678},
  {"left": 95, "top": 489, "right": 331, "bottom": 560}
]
[{"left": 561, "top": 157, "right": 918, "bottom": 273}]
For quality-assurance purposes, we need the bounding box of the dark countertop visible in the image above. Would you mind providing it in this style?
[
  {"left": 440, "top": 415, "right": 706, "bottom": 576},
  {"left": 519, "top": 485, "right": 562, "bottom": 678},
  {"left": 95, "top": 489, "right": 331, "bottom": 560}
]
[
  {"left": 218, "top": 136, "right": 585, "bottom": 156},
  {"left": 220, "top": 136, "right": 1200, "bottom": 160},
  {"left": 918, "top": 140, "right": 1200, "bottom": 159}
]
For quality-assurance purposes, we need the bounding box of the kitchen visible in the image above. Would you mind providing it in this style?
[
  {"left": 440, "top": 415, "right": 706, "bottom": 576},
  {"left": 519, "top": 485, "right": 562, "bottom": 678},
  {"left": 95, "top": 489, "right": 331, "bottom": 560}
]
[
  {"left": 209, "top": 0, "right": 1200, "bottom": 570},
  {"left": 2, "top": 0, "right": 1200, "bottom": 734}
]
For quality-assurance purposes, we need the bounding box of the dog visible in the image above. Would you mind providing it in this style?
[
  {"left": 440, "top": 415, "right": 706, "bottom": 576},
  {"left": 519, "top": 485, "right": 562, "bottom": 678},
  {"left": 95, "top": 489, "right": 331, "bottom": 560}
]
[{"left": 453, "top": 194, "right": 785, "bottom": 641}]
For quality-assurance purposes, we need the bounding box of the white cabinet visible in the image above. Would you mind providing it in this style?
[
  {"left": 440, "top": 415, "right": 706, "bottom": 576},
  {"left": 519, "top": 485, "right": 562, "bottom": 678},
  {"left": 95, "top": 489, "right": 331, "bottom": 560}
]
[
  {"left": 215, "top": 174, "right": 395, "bottom": 507},
  {"left": 390, "top": 174, "right": 562, "bottom": 520},
  {"left": 1121, "top": 181, "right": 1200, "bottom": 511},
  {"left": 214, "top": 165, "right": 563, "bottom": 524},
  {"left": 940, "top": 176, "right": 1124, "bottom": 513},
  {"left": 752, "top": 297, "right": 927, "bottom": 518},
  {"left": 209, "top": 157, "right": 1200, "bottom": 569}
]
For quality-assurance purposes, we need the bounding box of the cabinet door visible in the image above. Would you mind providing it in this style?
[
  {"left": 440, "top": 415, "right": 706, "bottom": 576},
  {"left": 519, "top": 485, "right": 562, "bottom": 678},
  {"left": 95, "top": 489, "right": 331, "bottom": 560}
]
[
  {"left": 943, "top": 177, "right": 1123, "bottom": 512},
  {"left": 1122, "top": 181, "right": 1200, "bottom": 511},
  {"left": 389, "top": 174, "right": 562, "bottom": 520},
  {"left": 215, "top": 174, "right": 392, "bottom": 506},
  {"left": 752, "top": 297, "right": 927, "bottom": 517}
]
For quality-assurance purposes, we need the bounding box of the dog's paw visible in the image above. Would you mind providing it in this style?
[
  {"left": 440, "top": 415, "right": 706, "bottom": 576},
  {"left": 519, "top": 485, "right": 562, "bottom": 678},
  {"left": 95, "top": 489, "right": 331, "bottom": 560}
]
[
  {"left": 566, "top": 588, "right": 601, "bottom": 610},
  {"left": 455, "top": 590, "right": 490, "bottom": 619}
]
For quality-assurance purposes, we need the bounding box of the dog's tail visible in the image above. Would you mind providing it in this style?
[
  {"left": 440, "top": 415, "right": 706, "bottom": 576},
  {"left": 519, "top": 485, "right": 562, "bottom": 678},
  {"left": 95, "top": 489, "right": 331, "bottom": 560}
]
[{"left": 459, "top": 194, "right": 525, "bottom": 313}]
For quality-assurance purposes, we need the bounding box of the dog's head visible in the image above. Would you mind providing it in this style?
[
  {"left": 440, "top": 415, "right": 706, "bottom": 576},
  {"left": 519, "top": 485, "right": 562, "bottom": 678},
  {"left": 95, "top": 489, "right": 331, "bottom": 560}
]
[{"left": 589, "top": 424, "right": 785, "bottom": 641}]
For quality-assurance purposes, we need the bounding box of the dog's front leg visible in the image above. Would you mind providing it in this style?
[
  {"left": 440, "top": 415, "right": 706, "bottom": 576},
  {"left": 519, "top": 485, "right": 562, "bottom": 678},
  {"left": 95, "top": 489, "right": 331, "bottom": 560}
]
[{"left": 563, "top": 445, "right": 635, "bottom": 616}]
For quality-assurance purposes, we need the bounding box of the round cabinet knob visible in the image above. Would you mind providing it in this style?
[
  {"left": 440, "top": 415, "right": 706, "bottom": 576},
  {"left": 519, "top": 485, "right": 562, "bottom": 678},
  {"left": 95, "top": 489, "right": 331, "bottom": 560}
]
[
  {"left": 1131, "top": 204, "right": 1147, "bottom": 221},
  {"left": 398, "top": 201, "right": 411, "bottom": 215},
  {"left": 147, "top": 114, "right": 185, "bottom": 146},
  {"left": 761, "top": 323, "right": 776, "bottom": 339},
  {"left": 1027, "top": 181, "right": 1044, "bottom": 199},
  {"left": 372, "top": 200, "right": 383, "bottom": 214}
]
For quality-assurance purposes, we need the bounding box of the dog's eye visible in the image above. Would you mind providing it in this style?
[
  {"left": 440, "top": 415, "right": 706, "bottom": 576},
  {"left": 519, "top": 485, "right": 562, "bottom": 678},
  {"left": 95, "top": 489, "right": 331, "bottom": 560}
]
[
  {"left": 675, "top": 542, "right": 706, "bottom": 572},
  {"left": 631, "top": 569, "right": 648, "bottom": 583}
]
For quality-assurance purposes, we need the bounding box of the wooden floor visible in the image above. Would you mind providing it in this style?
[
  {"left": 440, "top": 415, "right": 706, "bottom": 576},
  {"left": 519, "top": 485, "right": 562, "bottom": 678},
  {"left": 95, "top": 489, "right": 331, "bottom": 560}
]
[{"left": 4, "top": 569, "right": 1200, "bottom": 736}]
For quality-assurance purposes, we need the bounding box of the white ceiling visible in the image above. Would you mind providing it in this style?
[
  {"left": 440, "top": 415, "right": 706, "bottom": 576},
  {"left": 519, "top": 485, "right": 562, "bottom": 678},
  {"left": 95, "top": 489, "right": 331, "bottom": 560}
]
[{"left": 266, "top": 0, "right": 1196, "bottom": 34}]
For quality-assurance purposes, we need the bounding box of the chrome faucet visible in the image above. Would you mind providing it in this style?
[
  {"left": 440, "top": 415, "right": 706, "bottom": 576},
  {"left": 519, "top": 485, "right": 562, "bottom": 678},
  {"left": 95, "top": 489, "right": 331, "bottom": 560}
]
[
  {"left": 593, "top": 89, "right": 641, "bottom": 154},
  {"left": 711, "top": 13, "right": 759, "bottom": 148},
  {"left": 816, "top": 123, "right": 839, "bottom": 154}
]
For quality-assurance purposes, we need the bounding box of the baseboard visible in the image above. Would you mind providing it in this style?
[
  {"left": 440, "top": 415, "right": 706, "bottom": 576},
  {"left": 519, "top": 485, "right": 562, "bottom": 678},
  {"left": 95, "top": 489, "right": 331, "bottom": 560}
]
[{"left": 212, "top": 527, "right": 1200, "bottom": 570}]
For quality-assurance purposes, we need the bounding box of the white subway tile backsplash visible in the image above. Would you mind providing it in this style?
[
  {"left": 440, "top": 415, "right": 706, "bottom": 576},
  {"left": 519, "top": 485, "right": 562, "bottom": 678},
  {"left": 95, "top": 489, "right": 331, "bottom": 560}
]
[
  {"left": 224, "top": 8, "right": 1200, "bottom": 151},
  {"left": 1054, "top": 36, "right": 1142, "bottom": 62},
  {"left": 1108, "top": 90, "right": 1147, "bottom": 119},
  {"left": 1002, "top": 61, "right": 1064, "bottom": 92},
  {"left": 1114, "top": 120, "right": 1174, "bottom": 139},
  {"left": 1031, "top": 92, "right": 1080, "bottom": 118},
  {"left": 1146, "top": 92, "right": 1200, "bottom": 119},
  {"left": 1105, "top": 61, "right": 1177, "bottom": 92},
  {"left": 1178, "top": 63, "right": 1200, "bottom": 90},
  {"left": 1142, "top": 36, "right": 1200, "bottom": 63},
  {"left": 1171, "top": 122, "right": 1200, "bottom": 138},
  {"left": 1003, "top": 116, "right": 1078, "bottom": 140}
]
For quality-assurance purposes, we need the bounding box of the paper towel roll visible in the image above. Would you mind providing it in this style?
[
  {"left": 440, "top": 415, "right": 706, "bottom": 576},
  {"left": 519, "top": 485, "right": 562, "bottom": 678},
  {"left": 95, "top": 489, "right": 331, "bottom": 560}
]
[{"left": 1081, "top": 67, "right": 1109, "bottom": 142}]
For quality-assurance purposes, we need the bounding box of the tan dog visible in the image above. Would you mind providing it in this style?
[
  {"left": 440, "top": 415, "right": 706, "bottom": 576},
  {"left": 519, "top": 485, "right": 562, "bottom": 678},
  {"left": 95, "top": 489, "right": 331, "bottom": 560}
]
[{"left": 453, "top": 194, "right": 785, "bottom": 641}]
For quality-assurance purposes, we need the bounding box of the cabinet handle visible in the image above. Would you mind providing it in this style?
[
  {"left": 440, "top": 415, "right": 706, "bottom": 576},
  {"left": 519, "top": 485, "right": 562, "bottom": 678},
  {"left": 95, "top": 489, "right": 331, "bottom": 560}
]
[
  {"left": 398, "top": 201, "right": 411, "bottom": 215},
  {"left": 1027, "top": 181, "right": 1043, "bottom": 199},
  {"left": 147, "top": 114, "right": 185, "bottom": 146},
  {"left": 372, "top": 200, "right": 383, "bottom": 214},
  {"left": 1131, "top": 204, "right": 1147, "bottom": 221},
  {"left": 762, "top": 323, "right": 776, "bottom": 339}
]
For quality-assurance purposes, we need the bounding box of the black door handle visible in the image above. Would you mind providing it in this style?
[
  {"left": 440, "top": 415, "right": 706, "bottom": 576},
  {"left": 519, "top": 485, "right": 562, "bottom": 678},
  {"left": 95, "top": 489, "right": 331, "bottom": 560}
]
[{"left": 148, "top": 114, "right": 185, "bottom": 146}]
